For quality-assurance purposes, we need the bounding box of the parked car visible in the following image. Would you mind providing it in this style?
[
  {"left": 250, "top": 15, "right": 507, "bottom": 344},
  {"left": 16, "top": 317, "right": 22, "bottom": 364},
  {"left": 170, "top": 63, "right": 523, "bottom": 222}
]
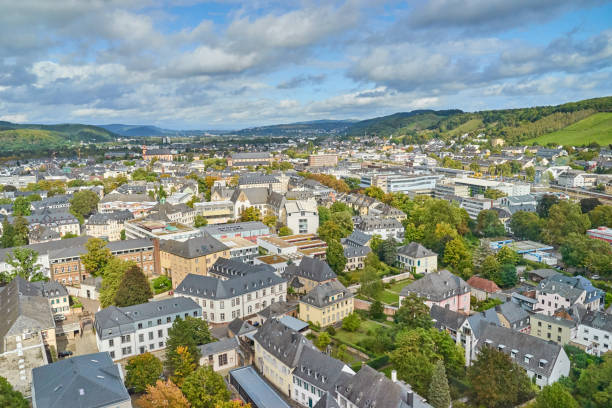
[
  {"left": 58, "top": 350, "right": 73, "bottom": 358},
  {"left": 53, "top": 314, "right": 66, "bottom": 321}
]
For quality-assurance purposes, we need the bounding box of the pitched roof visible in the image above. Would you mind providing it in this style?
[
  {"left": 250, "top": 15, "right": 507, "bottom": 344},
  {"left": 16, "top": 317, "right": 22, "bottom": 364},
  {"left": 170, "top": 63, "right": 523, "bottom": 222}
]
[
  {"left": 198, "top": 337, "right": 240, "bottom": 357},
  {"left": 284, "top": 257, "right": 337, "bottom": 282},
  {"left": 209, "top": 257, "right": 275, "bottom": 278},
  {"left": 301, "top": 280, "right": 352, "bottom": 309},
  {"left": 495, "top": 301, "right": 529, "bottom": 328},
  {"left": 342, "top": 230, "right": 372, "bottom": 246},
  {"left": 397, "top": 242, "right": 437, "bottom": 258},
  {"left": 159, "top": 233, "right": 229, "bottom": 258},
  {"left": 253, "top": 318, "right": 314, "bottom": 368},
  {"left": 580, "top": 311, "right": 612, "bottom": 332},
  {"left": 32, "top": 352, "right": 130, "bottom": 408},
  {"left": 343, "top": 245, "right": 371, "bottom": 258},
  {"left": 231, "top": 187, "right": 269, "bottom": 205},
  {"left": 174, "top": 270, "right": 285, "bottom": 300},
  {"left": 467, "top": 276, "right": 501, "bottom": 293},
  {"left": 430, "top": 304, "right": 468, "bottom": 331},
  {"left": 294, "top": 346, "right": 352, "bottom": 393},
  {"left": 228, "top": 318, "right": 256, "bottom": 337},
  {"left": 400, "top": 269, "right": 469, "bottom": 301}
]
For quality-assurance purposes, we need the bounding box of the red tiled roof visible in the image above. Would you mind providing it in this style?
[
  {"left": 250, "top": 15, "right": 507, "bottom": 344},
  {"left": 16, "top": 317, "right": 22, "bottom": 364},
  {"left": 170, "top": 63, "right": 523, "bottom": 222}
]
[{"left": 467, "top": 276, "right": 501, "bottom": 293}]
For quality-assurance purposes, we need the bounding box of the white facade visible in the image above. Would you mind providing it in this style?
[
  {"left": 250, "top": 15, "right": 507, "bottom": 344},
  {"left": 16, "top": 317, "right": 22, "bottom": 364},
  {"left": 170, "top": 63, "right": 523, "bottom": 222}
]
[
  {"left": 284, "top": 199, "right": 319, "bottom": 235},
  {"left": 575, "top": 323, "right": 612, "bottom": 356}
]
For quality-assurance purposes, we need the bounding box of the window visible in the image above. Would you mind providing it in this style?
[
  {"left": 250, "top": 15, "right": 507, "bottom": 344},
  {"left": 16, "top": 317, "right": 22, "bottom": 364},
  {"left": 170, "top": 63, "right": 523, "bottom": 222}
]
[
  {"left": 139, "top": 334, "right": 144, "bottom": 342},
  {"left": 138, "top": 323, "right": 143, "bottom": 329},
  {"left": 110, "top": 351, "right": 115, "bottom": 359},
  {"left": 109, "top": 339, "right": 114, "bottom": 347},
  {"left": 121, "top": 335, "right": 130, "bottom": 343},
  {"left": 159, "top": 342, "right": 164, "bottom": 347},
  {"left": 149, "top": 332, "right": 154, "bottom": 340},
  {"left": 220, "top": 301, "right": 224, "bottom": 309},
  {"left": 220, "top": 313, "right": 225, "bottom": 321},
  {"left": 158, "top": 329, "right": 163, "bottom": 338},
  {"left": 149, "top": 343, "right": 154, "bottom": 350},
  {"left": 157, "top": 319, "right": 162, "bottom": 325},
  {"left": 148, "top": 321, "right": 152, "bottom": 327},
  {"left": 167, "top": 317, "right": 171, "bottom": 323},
  {"left": 218, "top": 353, "right": 228, "bottom": 366}
]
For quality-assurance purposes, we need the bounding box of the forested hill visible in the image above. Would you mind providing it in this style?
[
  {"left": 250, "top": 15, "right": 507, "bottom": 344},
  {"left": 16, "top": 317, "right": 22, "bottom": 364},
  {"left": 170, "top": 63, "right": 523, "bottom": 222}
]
[{"left": 0, "top": 122, "right": 117, "bottom": 156}]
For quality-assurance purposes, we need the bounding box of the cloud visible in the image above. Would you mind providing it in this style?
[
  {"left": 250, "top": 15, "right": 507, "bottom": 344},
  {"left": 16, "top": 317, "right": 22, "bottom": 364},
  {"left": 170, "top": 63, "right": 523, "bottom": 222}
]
[
  {"left": 277, "top": 74, "right": 326, "bottom": 89},
  {"left": 0, "top": 113, "right": 28, "bottom": 123}
]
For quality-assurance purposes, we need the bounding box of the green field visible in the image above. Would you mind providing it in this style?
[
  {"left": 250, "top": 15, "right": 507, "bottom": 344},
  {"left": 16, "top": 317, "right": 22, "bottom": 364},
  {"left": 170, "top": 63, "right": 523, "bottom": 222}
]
[
  {"left": 524, "top": 112, "right": 612, "bottom": 146},
  {"left": 333, "top": 319, "right": 388, "bottom": 347},
  {"left": 446, "top": 118, "right": 484, "bottom": 136}
]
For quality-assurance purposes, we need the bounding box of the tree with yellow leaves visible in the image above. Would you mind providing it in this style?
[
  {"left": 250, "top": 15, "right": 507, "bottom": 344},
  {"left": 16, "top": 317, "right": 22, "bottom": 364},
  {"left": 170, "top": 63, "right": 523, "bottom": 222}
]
[
  {"left": 137, "top": 379, "right": 190, "bottom": 408},
  {"left": 171, "top": 346, "right": 196, "bottom": 387}
]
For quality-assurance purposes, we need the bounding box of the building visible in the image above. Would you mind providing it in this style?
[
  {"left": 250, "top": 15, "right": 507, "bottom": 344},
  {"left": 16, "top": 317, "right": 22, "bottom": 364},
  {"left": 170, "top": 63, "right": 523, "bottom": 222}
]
[
  {"left": 150, "top": 202, "right": 197, "bottom": 226},
  {"left": 97, "top": 193, "right": 156, "bottom": 216},
  {"left": 173, "top": 271, "right": 286, "bottom": 325},
  {"left": 85, "top": 210, "right": 134, "bottom": 241},
  {"left": 208, "top": 257, "right": 275, "bottom": 280},
  {"left": 284, "top": 199, "right": 319, "bottom": 235},
  {"left": 238, "top": 173, "right": 283, "bottom": 193},
  {"left": 31, "top": 352, "right": 131, "bottom": 408},
  {"left": 228, "top": 152, "right": 274, "bottom": 167},
  {"left": 385, "top": 174, "right": 440, "bottom": 194},
  {"left": 467, "top": 276, "right": 501, "bottom": 301},
  {"left": 475, "top": 324, "right": 570, "bottom": 387},
  {"left": 308, "top": 154, "right": 338, "bottom": 167},
  {"left": 396, "top": 242, "right": 438, "bottom": 274},
  {"left": 342, "top": 230, "right": 372, "bottom": 248},
  {"left": 343, "top": 245, "right": 370, "bottom": 271},
  {"left": 434, "top": 180, "right": 470, "bottom": 199},
  {"left": 399, "top": 269, "right": 470, "bottom": 313},
  {"left": 198, "top": 337, "right": 242, "bottom": 373},
  {"left": 201, "top": 221, "right": 270, "bottom": 243},
  {"left": 575, "top": 311, "right": 612, "bottom": 356},
  {"left": 284, "top": 257, "right": 337, "bottom": 294},
  {"left": 219, "top": 236, "right": 259, "bottom": 264},
  {"left": 587, "top": 226, "right": 612, "bottom": 243},
  {"left": 94, "top": 297, "right": 202, "bottom": 361},
  {"left": 299, "top": 280, "right": 354, "bottom": 327},
  {"left": 229, "top": 366, "right": 291, "bottom": 408},
  {"left": 194, "top": 200, "right": 234, "bottom": 224},
  {"left": 160, "top": 234, "right": 230, "bottom": 288},
  {"left": 125, "top": 217, "right": 201, "bottom": 242},
  {"left": 530, "top": 313, "right": 575, "bottom": 346},
  {"left": 495, "top": 302, "right": 530, "bottom": 333},
  {"left": 353, "top": 215, "right": 404, "bottom": 241},
  {"left": 142, "top": 146, "right": 174, "bottom": 161}
]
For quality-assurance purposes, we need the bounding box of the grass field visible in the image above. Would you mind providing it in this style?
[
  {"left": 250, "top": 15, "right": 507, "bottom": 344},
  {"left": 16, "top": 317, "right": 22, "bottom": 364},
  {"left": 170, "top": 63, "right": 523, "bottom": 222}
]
[
  {"left": 333, "top": 319, "right": 388, "bottom": 347},
  {"left": 446, "top": 118, "right": 484, "bottom": 136},
  {"left": 524, "top": 112, "right": 612, "bottom": 146}
]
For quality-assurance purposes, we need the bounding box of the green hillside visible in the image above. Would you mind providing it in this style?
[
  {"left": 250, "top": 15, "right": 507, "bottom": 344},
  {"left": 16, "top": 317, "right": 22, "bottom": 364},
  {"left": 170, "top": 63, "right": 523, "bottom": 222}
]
[{"left": 524, "top": 112, "right": 612, "bottom": 146}]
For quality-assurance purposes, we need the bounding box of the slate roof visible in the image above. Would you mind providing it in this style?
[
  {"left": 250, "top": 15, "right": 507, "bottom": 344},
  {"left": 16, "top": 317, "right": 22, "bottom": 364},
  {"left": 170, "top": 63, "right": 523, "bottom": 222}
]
[
  {"left": 430, "top": 304, "right": 467, "bottom": 332},
  {"left": 546, "top": 275, "right": 604, "bottom": 304},
  {"left": 467, "top": 308, "right": 501, "bottom": 339},
  {"left": 160, "top": 233, "right": 229, "bottom": 258},
  {"left": 301, "top": 280, "right": 352, "bottom": 309},
  {"left": 580, "top": 311, "right": 612, "bottom": 333},
  {"left": 294, "top": 346, "right": 352, "bottom": 393},
  {"left": 354, "top": 215, "right": 403, "bottom": 231},
  {"left": 253, "top": 318, "right": 314, "bottom": 368},
  {"left": 99, "top": 192, "right": 154, "bottom": 203},
  {"left": 314, "top": 392, "right": 341, "bottom": 408},
  {"left": 238, "top": 173, "right": 280, "bottom": 185},
  {"left": 342, "top": 230, "right": 372, "bottom": 247},
  {"left": 495, "top": 301, "right": 530, "bottom": 330},
  {"left": 529, "top": 269, "right": 560, "bottom": 280},
  {"left": 228, "top": 318, "right": 256, "bottom": 337},
  {"left": 230, "top": 187, "right": 269, "bottom": 205},
  {"left": 477, "top": 324, "right": 566, "bottom": 379},
  {"left": 198, "top": 337, "right": 240, "bottom": 357},
  {"left": 174, "top": 270, "right": 285, "bottom": 300},
  {"left": 257, "top": 300, "right": 299, "bottom": 320},
  {"left": 284, "top": 257, "right": 337, "bottom": 283},
  {"left": 209, "top": 257, "right": 275, "bottom": 279},
  {"left": 86, "top": 210, "right": 134, "bottom": 225},
  {"left": 397, "top": 242, "right": 437, "bottom": 258},
  {"left": 400, "top": 269, "right": 469, "bottom": 301},
  {"left": 537, "top": 280, "right": 585, "bottom": 304},
  {"left": 343, "top": 245, "right": 371, "bottom": 258},
  {"left": 229, "top": 366, "right": 290, "bottom": 408},
  {"left": 232, "top": 152, "right": 271, "bottom": 160},
  {"left": 31, "top": 352, "right": 130, "bottom": 408}
]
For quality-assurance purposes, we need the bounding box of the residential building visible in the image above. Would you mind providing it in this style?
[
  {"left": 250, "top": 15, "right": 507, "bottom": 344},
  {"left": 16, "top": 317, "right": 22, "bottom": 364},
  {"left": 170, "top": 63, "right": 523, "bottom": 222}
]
[
  {"left": 575, "top": 311, "right": 612, "bottom": 356},
  {"left": 530, "top": 313, "right": 575, "bottom": 346},
  {"left": 31, "top": 352, "right": 131, "bottom": 408},
  {"left": 198, "top": 337, "right": 242, "bottom": 373},
  {"left": 396, "top": 242, "right": 438, "bottom": 274},
  {"left": 194, "top": 200, "right": 234, "bottom": 224},
  {"left": 160, "top": 234, "right": 230, "bottom": 288},
  {"left": 3, "top": 209, "right": 81, "bottom": 238},
  {"left": 208, "top": 257, "right": 276, "bottom": 280},
  {"left": 308, "top": 154, "right": 338, "bottom": 167},
  {"left": 85, "top": 210, "right": 134, "bottom": 241},
  {"left": 228, "top": 152, "right": 274, "bottom": 167},
  {"left": 475, "top": 324, "right": 570, "bottom": 387},
  {"left": 94, "top": 297, "right": 202, "bottom": 361},
  {"left": 229, "top": 366, "right": 291, "bottom": 408},
  {"left": 284, "top": 199, "right": 319, "bottom": 235},
  {"left": 149, "top": 202, "right": 196, "bottom": 226},
  {"left": 299, "top": 280, "right": 354, "bottom": 327},
  {"left": 142, "top": 146, "right": 174, "bottom": 161},
  {"left": 201, "top": 221, "right": 270, "bottom": 243},
  {"left": 399, "top": 269, "right": 470, "bottom": 313},
  {"left": 97, "top": 193, "right": 156, "bottom": 217},
  {"left": 467, "top": 276, "right": 501, "bottom": 301},
  {"left": 341, "top": 230, "right": 372, "bottom": 248},
  {"left": 125, "top": 218, "right": 201, "bottom": 242},
  {"left": 353, "top": 215, "right": 404, "bottom": 241},
  {"left": 546, "top": 274, "right": 605, "bottom": 311},
  {"left": 343, "top": 245, "right": 370, "bottom": 272},
  {"left": 495, "top": 301, "right": 530, "bottom": 333},
  {"left": 220, "top": 235, "right": 259, "bottom": 263},
  {"left": 173, "top": 270, "right": 286, "bottom": 325},
  {"left": 284, "top": 257, "right": 337, "bottom": 294}
]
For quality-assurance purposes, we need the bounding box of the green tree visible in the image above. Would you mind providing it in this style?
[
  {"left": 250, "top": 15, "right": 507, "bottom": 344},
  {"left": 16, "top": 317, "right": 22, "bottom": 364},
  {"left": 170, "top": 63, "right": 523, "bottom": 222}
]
[
  {"left": 182, "top": 366, "right": 230, "bottom": 408},
  {"left": 113, "top": 264, "right": 153, "bottom": 307},
  {"left": 12, "top": 196, "right": 31, "bottom": 216},
  {"left": 0, "top": 376, "right": 28, "bottom": 408},
  {"left": 330, "top": 201, "right": 351, "bottom": 213},
  {"left": 326, "top": 239, "right": 347, "bottom": 274},
  {"left": 537, "top": 194, "right": 560, "bottom": 218},
  {"left": 499, "top": 263, "right": 517, "bottom": 288},
  {"left": 0, "top": 217, "right": 15, "bottom": 248},
  {"left": 315, "top": 332, "right": 331, "bottom": 351},
  {"left": 364, "top": 186, "right": 385, "bottom": 200},
  {"left": 575, "top": 353, "right": 612, "bottom": 407},
  {"left": 100, "top": 258, "right": 133, "bottom": 308},
  {"left": 580, "top": 198, "right": 602, "bottom": 214},
  {"left": 480, "top": 255, "right": 501, "bottom": 282},
  {"left": 12, "top": 216, "right": 29, "bottom": 246},
  {"left": 443, "top": 237, "right": 472, "bottom": 277},
  {"left": 120, "top": 229, "right": 126, "bottom": 240},
  {"left": 542, "top": 201, "right": 590, "bottom": 245},
  {"left": 467, "top": 346, "right": 534, "bottom": 408},
  {"left": 342, "top": 312, "right": 361, "bottom": 332},
  {"left": 69, "top": 190, "right": 100, "bottom": 223},
  {"left": 378, "top": 238, "right": 397, "bottom": 266},
  {"left": 484, "top": 188, "right": 507, "bottom": 199},
  {"left": 240, "top": 207, "right": 261, "bottom": 222},
  {"left": 262, "top": 214, "right": 276, "bottom": 229},
  {"left": 589, "top": 204, "right": 612, "bottom": 227},
  {"left": 534, "top": 383, "right": 578, "bottom": 408},
  {"left": 475, "top": 209, "right": 505, "bottom": 237},
  {"left": 428, "top": 360, "right": 451, "bottom": 408},
  {"left": 369, "top": 299, "right": 384, "bottom": 319},
  {"left": 3, "top": 248, "right": 44, "bottom": 282},
  {"left": 496, "top": 246, "right": 520, "bottom": 266},
  {"left": 125, "top": 352, "right": 163, "bottom": 393},
  {"left": 525, "top": 166, "right": 535, "bottom": 181},
  {"left": 369, "top": 234, "right": 383, "bottom": 254},
  {"left": 171, "top": 345, "right": 196, "bottom": 387},
  {"left": 278, "top": 226, "right": 293, "bottom": 236},
  {"left": 318, "top": 220, "right": 344, "bottom": 243},
  {"left": 81, "top": 237, "right": 113, "bottom": 277},
  {"left": 165, "top": 316, "right": 212, "bottom": 373},
  {"left": 330, "top": 211, "right": 353, "bottom": 236},
  {"left": 318, "top": 206, "right": 331, "bottom": 225},
  {"left": 194, "top": 215, "right": 208, "bottom": 228},
  {"left": 509, "top": 211, "right": 542, "bottom": 241},
  {"left": 359, "top": 263, "right": 383, "bottom": 299},
  {"left": 395, "top": 293, "right": 432, "bottom": 330}
]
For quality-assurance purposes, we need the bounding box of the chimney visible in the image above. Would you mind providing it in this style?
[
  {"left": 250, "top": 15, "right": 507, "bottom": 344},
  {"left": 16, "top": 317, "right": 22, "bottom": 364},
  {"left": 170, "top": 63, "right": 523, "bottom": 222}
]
[
  {"left": 391, "top": 370, "right": 397, "bottom": 382},
  {"left": 407, "top": 390, "right": 414, "bottom": 407}
]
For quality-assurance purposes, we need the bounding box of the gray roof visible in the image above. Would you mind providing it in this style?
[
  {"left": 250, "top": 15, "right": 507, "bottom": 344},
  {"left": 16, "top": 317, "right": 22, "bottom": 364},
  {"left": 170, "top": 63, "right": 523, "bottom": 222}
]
[
  {"left": 175, "top": 270, "right": 285, "bottom": 300},
  {"left": 294, "top": 346, "right": 351, "bottom": 393},
  {"left": 253, "top": 318, "right": 314, "bottom": 368},
  {"left": 342, "top": 230, "right": 372, "bottom": 247},
  {"left": 529, "top": 269, "right": 560, "bottom": 279},
  {"left": 0, "top": 236, "right": 88, "bottom": 264},
  {"left": 397, "top": 242, "right": 437, "bottom": 258},
  {"left": 228, "top": 318, "right": 256, "bottom": 337},
  {"left": 279, "top": 315, "right": 309, "bottom": 332},
  {"left": 467, "top": 308, "right": 501, "bottom": 339},
  {"left": 354, "top": 215, "right": 403, "bottom": 231},
  {"left": 238, "top": 173, "right": 280, "bottom": 185},
  {"left": 202, "top": 221, "right": 269, "bottom": 237},
  {"left": 284, "top": 257, "right": 337, "bottom": 283},
  {"left": 48, "top": 237, "right": 154, "bottom": 260},
  {"left": 430, "top": 304, "right": 467, "bottom": 332},
  {"left": 230, "top": 187, "right": 270, "bottom": 205},
  {"left": 160, "top": 233, "right": 229, "bottom": 258},
  {"left": 256, "top": 300, "right": 299, "bottom": 320},
  {"left": 198, "top": 337, "right": 240, "bottom": 357},
  {"left": 229, "top": 366, "right": 290, "bottom": 408},
  {"left": 537, "top": 280, "right": 585, "bottom": 304},
  {"left": 344, "top": 245, "right": 371, "bottom": 258},
  {"left": 495, "top": 302, "right": 530, "bottom": 330},
  {"left": 86, "top": 210, "right": 134, "bottom": 225},
  {"left": 99, "top": 192, "right": 153, "bottom": 203},
  {"left": 210, "top": 257, "right": 275, "bottom": 279},
  {"left": 32, "top": 352, "right": 130, "bottom": 408},
  {"left": 530, "top": 313, "right": 576, "bottom": 328},
  {"left": 580, "top": 311, "right": 612, "bottom": 332},
  {"left": 314, "top": 392, "right": 341, "bottom": 408},
  {"left": 301, "top": 280, "right": 352, "bottom": 309},
  {"left": 232, "top": 152, "right": 271, "bottom": 160},
  {"left": 400, "top": 269, "right": 469, "bottom": 301},
  {"left": 477, "top": 324, "right": 566, "bottom": 378},
  {"left": 94, "top": 297, "right": 200, "bottom": 340}
]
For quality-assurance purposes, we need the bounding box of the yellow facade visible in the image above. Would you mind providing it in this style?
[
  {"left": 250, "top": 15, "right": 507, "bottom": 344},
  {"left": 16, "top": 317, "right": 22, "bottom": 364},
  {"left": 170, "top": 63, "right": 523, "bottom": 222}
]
[
  {"left": 161, "top": 249, "right": 230, "bottom": 289},
  {"left": 299, "top": 296, "right": 354, "bottom": 327},
  {"left": 254, "top": 341, "right": 293, "bottom": 396}
]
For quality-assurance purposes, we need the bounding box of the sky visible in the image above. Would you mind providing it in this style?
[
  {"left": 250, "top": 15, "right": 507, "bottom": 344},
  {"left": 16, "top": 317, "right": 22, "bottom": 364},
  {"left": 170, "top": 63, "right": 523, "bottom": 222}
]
[{"left": 0, "top": 0, "right": 611, "bottom": 130}]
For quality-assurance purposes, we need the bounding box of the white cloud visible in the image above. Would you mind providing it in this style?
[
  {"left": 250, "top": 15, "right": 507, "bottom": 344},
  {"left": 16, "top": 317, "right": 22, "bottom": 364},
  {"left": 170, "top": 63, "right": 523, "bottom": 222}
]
[{"left": 0, "top": 113, "right": 28, "bottom": 123}]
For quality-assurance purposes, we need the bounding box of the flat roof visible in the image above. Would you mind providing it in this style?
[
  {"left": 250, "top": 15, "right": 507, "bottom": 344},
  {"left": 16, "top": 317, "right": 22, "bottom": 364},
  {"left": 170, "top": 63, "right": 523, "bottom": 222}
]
[
  {"left": 259, "top": 236, "right": 294, "bottom": 248},
  {"left": 455, "top": 177, "right": 500, "bottom": 187},
  {"left": 220, "top": 236, "right": 258, "bottom": 249},
  {"left": 279, "top": 315, "right": 309, "bottom": 332},
  {"left": 505, "top": 240, "right": 553, "bottom": 254},
  {"left": 229, "top": 366, "right": 290, "bottom": 408}
]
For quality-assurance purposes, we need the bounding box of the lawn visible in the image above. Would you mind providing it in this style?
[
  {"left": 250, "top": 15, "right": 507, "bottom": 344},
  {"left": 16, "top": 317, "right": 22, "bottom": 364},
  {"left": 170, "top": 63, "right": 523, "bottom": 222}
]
[
  {"left": 524, "top": 112, "right": 612, "bottom": 146},
  {"left": 386, "top": 278, "right": 413, "bottom": 294},
  {"left": 378, "top": 290, "right": 399, "bottom": 305},
  {"left": 333, "top": 319, "right": 387, "bottom": 348}
]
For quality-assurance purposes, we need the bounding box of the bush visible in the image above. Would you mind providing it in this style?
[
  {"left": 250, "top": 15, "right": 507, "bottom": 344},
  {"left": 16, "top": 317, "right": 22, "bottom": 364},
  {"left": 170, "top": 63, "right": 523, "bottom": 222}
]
[
  {"left": 367, "top": 355, "right": 390, "bottom": 369},
  {"left": 326, "top": 326, "right": 336, "bottom": 335},
  {"left": 152, "top": 275, "right": 172, "bottom": 294}
]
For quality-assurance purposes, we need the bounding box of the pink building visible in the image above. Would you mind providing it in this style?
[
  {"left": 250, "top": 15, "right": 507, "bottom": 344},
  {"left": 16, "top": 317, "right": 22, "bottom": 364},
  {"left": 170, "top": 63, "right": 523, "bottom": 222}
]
[
  {"left": 587, "top": 226, "right": 612, "bottom": 243},
  {"left": 399, "top": 269, "right": 471, "bottom": 313}
]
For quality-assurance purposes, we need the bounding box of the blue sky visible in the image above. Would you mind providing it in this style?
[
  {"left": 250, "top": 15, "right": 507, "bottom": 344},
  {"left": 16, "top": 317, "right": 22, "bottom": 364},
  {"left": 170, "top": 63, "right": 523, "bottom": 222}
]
[{"left": 0, "top": 0, "right": 611, "bottom": 129}]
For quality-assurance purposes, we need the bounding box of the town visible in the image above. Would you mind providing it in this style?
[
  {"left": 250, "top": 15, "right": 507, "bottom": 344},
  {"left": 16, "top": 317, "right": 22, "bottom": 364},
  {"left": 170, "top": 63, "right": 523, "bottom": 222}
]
[{"left": 0, "top": 132, "right": 611, "bottom": 408}]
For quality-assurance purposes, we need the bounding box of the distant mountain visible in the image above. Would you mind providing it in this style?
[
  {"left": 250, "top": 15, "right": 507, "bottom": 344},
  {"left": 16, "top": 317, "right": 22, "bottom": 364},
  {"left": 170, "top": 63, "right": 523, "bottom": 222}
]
[
  {"left": 98, "top": 124, "right": 220, "bottom": 137},
  {"left": 236, "top": 119, "right": 356, "bottom": 137},
  {"left": 0, "top": 121, "right": 117, "bottom": 156}
]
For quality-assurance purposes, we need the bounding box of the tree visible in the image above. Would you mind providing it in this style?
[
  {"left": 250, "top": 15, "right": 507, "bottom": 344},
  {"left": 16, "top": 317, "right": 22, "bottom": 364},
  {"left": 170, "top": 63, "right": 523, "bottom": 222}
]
[
  {"left": 100, "top": 258, "right": 133, "bottom": 308},
  {"left": 542, "top": 201, "right": 590, "bottom": 245},
  {"left": 113, "top": 264, "right": 153, "bottom": 307},
  {"left": 326, "top": 239, "right": 347, "bottom": 274},
  {"left": 125, "top": 352, "right": 163, "bottom": 393},
  {"left": 330, "top": 201, "right": 351, "bottom": 214},
  {"left": 496, "top": 246, "right": 520, "bottom": 266},
  {"left": 330, "top": 211, "right": 353, "bottom": 236},
  {"left": 214, "top": 402, "right": 251, "bottom": 408},
  {"left": 342, "top": 312, "right": 361, "bottom": 332},
  {"left": 315, "top": 332, "right": 331, "bottom": 351},
  {"left": 0, "top": 217, "right": 15, "bottom": 248},
  {"left": 428, "top": 360, "right": 451, "bottom": 408},
  {"left": 534, "top": 383, "right": 578, "bottom": 408},
  {"left": 240, "top": 207, "right": 261, "bottom": 222},
  {"left": 194, "top": 215, "right": 208, "bottom": 228},
  {"left": 378, "top": 238, "right": 397, "bottom": 266},
  {"left": 369, "top": 300, "right": 384, "bottom": 319},
  {"left": 509, "top": 211, "right": 542, "bottom": 240},
  {"left": 560, "top": 233, "right": 612, "bottom": 276},
  {"left": 69, "top": 190, "right": 100, "bottom": 223},
  {"left": 3, "top": 248, "right": 44, "bottom": 282},
  {"left": 580, "top": 198, "right": 602, "bottom": 214},
  {"left": 81, "top": 238, "right": 113, "bottom": 277},
  {"left": 484, "top": 188, "right": 506, "bottom": 199},
  {"left": 318, "top": 206, "right": 331, "bottom": 225},
  {"left": 278, "top": 226, "right": 293, "bottom": 236},
  {"left": 395, "top": 293, "right": 432, "bottom": 330},
  {"left": 359, "top": 264, "right": 383, "bottom": 299},
  {"left": 589, "top": 204, "right": 612, "bottom": 227},
  {"left": 12, "top": 216, "right": 29, "bottom": 246},
  {"left": 12, "top": 196, "right": 31, "bottom": 216},
  {"left": 475, "top": 209, "right": 505, "bottom": 237},
  {"left": 467, "top": 346, "right": 534, "bottom": 408},
  {"left": 262, "top": 214, "right": 276, "bottom": 229},
  {"left": 137, "top": 380, "right": 190, "bottom": 408},
  {"left": 480, "top": 255, "right": 501, "bottom": 282},
  {"left": 537, "top": 194, "right": 560, "bottom": 218},
  {"left": 318, "top": 220, "right": 344, "bottom": 243},
  {"left": 575, "top": 353, "right": 612, "bottom": 407},
  {"left": 0, "top": 376, "right": 28, "bottom": 408},
  {"left": 369, "top": 234, "right": 383, "bottom": 254},
  {"left": 181, "top": 366, "right": 230, "bottom": 408},
  {"left": 171, "top": 346, "right": 196, "bottom": 387},
  {"left": 443, "top": 237, "right": 472, "bottom": 277},
  {"left": 364, "top": 186, "right": 385, "bottom": 200},
  {"left": 120, "top": 229, "right": 126, "bottom": 240},
  {"left": 499, "top": 263, "right": 517, "bottom": 288},
  {"left": 165, "top": 317, "right": 212, "bottom": 373}
]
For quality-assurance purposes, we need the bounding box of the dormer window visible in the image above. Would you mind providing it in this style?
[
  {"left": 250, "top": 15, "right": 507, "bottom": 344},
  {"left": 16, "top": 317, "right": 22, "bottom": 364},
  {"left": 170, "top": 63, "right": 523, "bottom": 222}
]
[{"left": 524, "top": 354, "right": 533, "bottom": 363}]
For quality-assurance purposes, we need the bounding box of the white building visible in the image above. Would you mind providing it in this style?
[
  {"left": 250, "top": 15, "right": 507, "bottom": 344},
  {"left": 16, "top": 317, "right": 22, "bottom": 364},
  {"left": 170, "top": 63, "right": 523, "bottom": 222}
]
[
  {"left": 94, "top": 297, "right": 202, "bottom": 361},
  {"left": 575, "top": 311, "right": 612, "bottom": 356},
  {"left": 283, "top": 199, "right": 319, "bottom": 235}
]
